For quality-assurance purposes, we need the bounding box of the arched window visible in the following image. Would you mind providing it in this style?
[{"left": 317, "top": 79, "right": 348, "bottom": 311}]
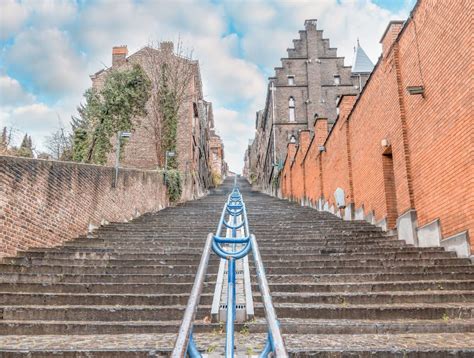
[{"left": 289, "top": 97, "right": 295, "bottom": 122}]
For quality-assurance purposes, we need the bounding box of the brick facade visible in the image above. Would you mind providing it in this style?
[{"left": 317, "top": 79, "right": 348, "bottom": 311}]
[
  {"left": 0, "top": 156, "right": 168, "bottom": 258},
  {"left": 209, "top": 129, "right": 228, "bottom": 181},
  {"left": 279, "top": 0, "right": 473, "bottom": 257},
  {"left": 246, "top": 20, "right": 371, "bottom": 193}
]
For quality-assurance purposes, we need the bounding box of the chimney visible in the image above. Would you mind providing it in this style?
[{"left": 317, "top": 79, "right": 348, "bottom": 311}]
[
  {"left": 304, "top": 19, "right": 317, "bottom": 31},
  {"left": 287, "top": 142, "right": 297, "bottom": 163},
  {"left": 160, "top": 41, "right": 174, "bottom": 54},
  {"left": 337, "top": 95, "right": 357, "bottom": 122},
  {"left": 298, "top": 130, "right": 311, "bottom": 156},
  {"left": 314, "top": 118, "right": 328, "bottom": 146},
  {"left": 112, "top": 46, "right": 128, "bottom": 67},
  {"left": 380, "top": 21, "right": 404, "bottom": 57}
]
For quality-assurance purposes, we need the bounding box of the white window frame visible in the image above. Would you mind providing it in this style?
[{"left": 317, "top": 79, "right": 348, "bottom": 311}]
[{"left": 289, "top": 97, "right": 296, "bottom": 122}]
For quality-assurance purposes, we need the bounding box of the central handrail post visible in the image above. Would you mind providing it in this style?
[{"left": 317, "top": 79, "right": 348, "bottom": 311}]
[{"left": 225, "top": 257, "right": 236, "bottom": 356}]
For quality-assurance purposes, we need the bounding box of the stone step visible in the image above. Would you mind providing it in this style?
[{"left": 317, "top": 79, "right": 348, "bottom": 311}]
[
  {"left": 0, "top": 272, "right": 218, "bottom": 284},
  {"left": 271, "top": 302, "right": 474, "bottom": 320},
  {"left": 267, "top": 280, "right": 474, "bottom": 293},
  {"left": 254, "top": 317, "right": 474, "bottom": 335},
  {"left": 2, "top": 289, "right": 471, "bottom": 308},
  {"left": 22, "top": 246, "right": 443, "bottom": 255},
  {"left": 264, "top": 271, "right": 474, "bottom": 283},
  {"left": 60, "top": 239, "right": 405, "bottom": 249},
  {"left": 268, "top": 290, "right": 474, "bottom": 304},
  {"left": 2, "top": 305, "right": 211, "bottom": 321},
  {"left": 3, "top": 317, "right": 473, "bottom": 336},
  {"left": 0, "top": 264, "right": 219, "bottom": 275},
  {"left": 2, "top": 271, "right": 473, "bottom": 285},
  {"left": 0, "top": 282, "right": 202, "bottom": 294},
  {"left": 2, "top": 263, "right": 472, "bottom": 275},
  {"left": 0, "top": 332, "right": 472, "bottom": 357},
  {"left": 79, "top": 231, "right": 390, "bottom": 238},
  {"left": 3, "top": 302, "right": 473, "bottom": 321},
  {"left": 0, "top": 292, "right": 215, "bottom": 306},
  {"left": 6, "top": 255, "right": 469, "bottom": 268},
  {"left": 1, "top": 280, "right": 473, "bottom": 295},
  {"left": 17, "top": 250, "right": 457, "bottom": 261},
  {"left": 259, "top": 265, "right": 474, "bottom": 275}
]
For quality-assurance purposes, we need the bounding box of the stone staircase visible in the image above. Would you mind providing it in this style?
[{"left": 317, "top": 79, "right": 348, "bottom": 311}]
[{"left": 0, "top": 178, "right": 473, "bottom": 357}]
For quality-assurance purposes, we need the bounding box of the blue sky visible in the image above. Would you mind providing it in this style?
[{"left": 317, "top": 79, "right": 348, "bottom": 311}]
[{"left": 0, "top": 0, "right": 415, "bottom": 172}]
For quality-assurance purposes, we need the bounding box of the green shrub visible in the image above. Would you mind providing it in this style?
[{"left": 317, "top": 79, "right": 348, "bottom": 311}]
[
  {"left": 164, "top": 169, "right": 182, "bottom": 202},
  {"left": 211, "top": 170, "right": 222, "bottom": 187}
]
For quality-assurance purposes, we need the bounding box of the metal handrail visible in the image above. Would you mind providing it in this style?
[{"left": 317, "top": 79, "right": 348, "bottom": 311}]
[
  {"left": 171, "top": 233, "right": 213, "bottom": 357},
  {"left": 172, "top": 181, "right": 288, "bottom": 357}
]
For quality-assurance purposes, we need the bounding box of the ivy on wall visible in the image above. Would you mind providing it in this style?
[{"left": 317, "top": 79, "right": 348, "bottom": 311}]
[
  {"left": 164, "top": 169, "right": 182, "bottom": 202},
  {"left": 159, "top": 63, "right": 179, "bottom": 170},
  {"left": 71, "top": 64, "right": 151, "bottom": 165}
]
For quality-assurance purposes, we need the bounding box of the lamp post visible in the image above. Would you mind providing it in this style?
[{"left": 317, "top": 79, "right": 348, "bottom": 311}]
[
  {"left": 113, "top": 131, "right": 131, "bottom": 188},
  {"left": 164, "top": 150, "right": 176, "bottom": 183}
]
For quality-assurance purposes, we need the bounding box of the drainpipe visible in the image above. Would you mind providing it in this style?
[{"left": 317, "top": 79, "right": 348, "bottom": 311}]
[
  {"left": 271, "top": 81, "right": 277, "bottom": 166},
  {"left": 271, "top": 81, "right": 278, "bottom": 195}
]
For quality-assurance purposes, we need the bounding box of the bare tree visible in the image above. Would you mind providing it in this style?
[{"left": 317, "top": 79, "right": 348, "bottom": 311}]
[
  {"left": 44, "top": 126, "right": 72, "bottom": 160},
  {"left": 0, "top": 126, "right": 20, "bottom": 156},
  {"left": 142, "top": 39, "right": 197, "bottom": 167}
]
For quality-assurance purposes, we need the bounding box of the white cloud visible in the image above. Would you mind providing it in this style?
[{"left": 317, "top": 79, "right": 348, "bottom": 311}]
[
  {"left": 0, "top": 0, "right": 28, "bottom": 39},
  {"left": 24, "top": 0, "right": 77, "bottom": 28},
  {"left": 0, "top": 0, "right": 415, "bottom": 171},
  {"left": 190, "top": 35, "right": 267, "bottom": 106},
  {"left": 6, "top": 28, "right": 89, "bottom": 96},
  {"left": 213, "top": 107, "right": 256, "bottom": 172},
  {"left": 0, "top": 102, "right": 69, "bottom": 151},
  {"left": 0, "top": 75, "right": 35, "bottom": 106}
]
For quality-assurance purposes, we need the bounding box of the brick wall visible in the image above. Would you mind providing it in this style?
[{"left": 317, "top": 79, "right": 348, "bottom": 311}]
[
  {"left": 280, "top": 0, "right": 472, "bottom": 253},
  {"left": 0, "top": 156, "right": 168, "bottom": 258}
]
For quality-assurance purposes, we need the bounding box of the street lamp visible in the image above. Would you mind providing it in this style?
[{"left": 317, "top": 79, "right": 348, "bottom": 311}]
[
  {"left": 113, "top": 131, "right": 131, "bottom": 188},
  {"left": 164, "top": 150, "right": 176, "bottom": 183},
  {"left": 164, "top": 150, "right": 176, "bottom": 171}
]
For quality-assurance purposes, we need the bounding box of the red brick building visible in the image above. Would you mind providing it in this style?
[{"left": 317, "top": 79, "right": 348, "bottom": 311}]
[
  {"left": 209, "top": 129, "right": 228, "bottom": 183},
  {"left": 91, "top": 43, "right": 226, "bottom": 200},
  {"left": 280, "top": 0, "right": 472, "bottom": 258}
]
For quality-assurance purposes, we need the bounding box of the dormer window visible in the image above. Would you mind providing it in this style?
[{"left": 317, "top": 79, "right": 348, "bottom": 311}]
[
  {"left": 333, "top": 75, "right": 341, "bottom": 85},
  {"left": 288, "top": 76, "right": 295, "bottom": 85}
]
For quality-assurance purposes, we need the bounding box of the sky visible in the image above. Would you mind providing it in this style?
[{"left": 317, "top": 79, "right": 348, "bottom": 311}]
[{"left": 0, "top": 0, "right": 416, "bottom": 172}]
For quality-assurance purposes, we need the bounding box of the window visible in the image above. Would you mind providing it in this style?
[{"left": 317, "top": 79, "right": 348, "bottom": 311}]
[
  {"left": 289, "top": 97, "right": 296, "bottom": 122},
  {"left": 333, "top": 75, "right": 341, "bottom": 85},
  {"left": 288, "top": 76, "right": 295, "bottom": 85},
  {"left": 290, "top": 135, "right": 296, "bottom": 143}
]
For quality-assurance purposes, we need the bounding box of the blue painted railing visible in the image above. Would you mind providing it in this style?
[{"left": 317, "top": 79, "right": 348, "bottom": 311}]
[{"left": 172, "top": 179, "right": 288, "bottom": 357}]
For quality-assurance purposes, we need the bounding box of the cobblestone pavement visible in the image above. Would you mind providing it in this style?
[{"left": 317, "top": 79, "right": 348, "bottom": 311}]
[{"left": 0, "top": 332, "right": 473, "bottom": 354}]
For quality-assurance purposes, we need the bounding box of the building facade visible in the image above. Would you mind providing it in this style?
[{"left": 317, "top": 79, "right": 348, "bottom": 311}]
[
  {"left": 209, "top": 129, "right": 228, "bottom": 184},
  {"left": 279, "top": 1, "right": 473, "bottom": 257},
  {"left": 246, "top": 20, "right": 373, "bottom": 193},
  {"left": 91, "top": 43, "right": 226, "bottom": 199}
]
